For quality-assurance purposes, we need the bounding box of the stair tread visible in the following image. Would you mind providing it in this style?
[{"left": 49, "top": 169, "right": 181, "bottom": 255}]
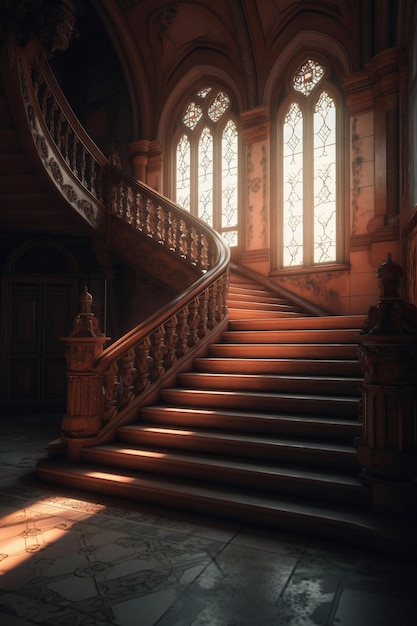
[
  {"left": 37, "top": 457, "right": 403, "bottom": 541},
  {"left": 87, "top": 443, "right": 364, "bottom": 486},
  {"left": 141, "top": 405, "right": 361, "bottom": 425},
  {"left": 161, "top": 388, "right": 358, "bottom": 401},
  {"left": 179, "top": 372, "right": 362, "bottom": 382},
  {"left": 119, "top": 423, "right": 357, "bottom": 453}
]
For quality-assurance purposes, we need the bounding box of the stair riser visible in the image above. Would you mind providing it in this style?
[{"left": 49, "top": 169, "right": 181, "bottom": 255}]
[
  {"left": 227, "top": 309, "right": 301, "bottom": 319},
  {"left": 160, "top": 390, "right": 359, "bottom": 417},
  {"left": 118, "top": 430, "right": 357, "bottom": 470},
  {"left": 81, "top": 448, "right": 367, "bottom": 505},
  {"left": 228, "top": 316, "right": 366, "bottom": 331},
  {"left": 139, "top": 407, "right": 361, "bottom": 440},
  {"left": 228, "top": 301, "right": 299, "bottom": 311},
  {"left": 177, "top": 373, "right": 361, "bottom": 397},
  {"left": 221, "top": 330, "right": 362, "bottom": 343},
  {"left": 194, "top": 358, "right": 361, "bottom": 376},
  {"left": 209, "top": 345, "right": 359, "bottom": 359}
]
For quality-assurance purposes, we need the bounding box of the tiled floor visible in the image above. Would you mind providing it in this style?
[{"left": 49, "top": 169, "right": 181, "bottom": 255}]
[{"left": 0, "top": 415, "right": 416, "bottom": 626}]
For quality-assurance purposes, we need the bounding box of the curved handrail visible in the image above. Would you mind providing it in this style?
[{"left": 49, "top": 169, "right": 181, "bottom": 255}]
[{"left": 2, "top": 37, "right": 230, "bottom": 445}]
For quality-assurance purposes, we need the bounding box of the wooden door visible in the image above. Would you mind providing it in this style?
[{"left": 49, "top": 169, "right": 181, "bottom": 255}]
[{"left": 6, "top": 278, "right": 76, "bottom": 411}]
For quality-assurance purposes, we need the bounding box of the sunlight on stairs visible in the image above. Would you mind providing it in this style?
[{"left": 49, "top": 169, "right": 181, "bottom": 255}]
[{"left": 38, "top": 269, "right": 413, "bottom": 554}]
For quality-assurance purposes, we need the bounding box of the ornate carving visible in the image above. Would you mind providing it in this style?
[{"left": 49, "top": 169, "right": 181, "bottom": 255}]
[{"left": 358, "top": 256, "right": 417, "bottom": 490}]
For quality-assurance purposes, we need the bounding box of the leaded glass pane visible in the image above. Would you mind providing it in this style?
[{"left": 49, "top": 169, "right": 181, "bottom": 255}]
[
  {"left": 208, "top": 91, "right": 231, "bottom": 122},
  {"left": 314, "top": 91, "right": 336, "bottom": 263},
  {"left": 221, "top": 119, "right": 238, "bottom": 238},
  {"left": 198, "top": 127, "right": 213, "bottom": 225},
  {"left": 293, "top": 59, "right": 324, "bottom": 97},
  {"left": 198, "top": 87, "right": 212, "bottom": 99},
  {"left": 183, "top": 101, "right": 202, "bottom": 129},
  {"left": 283, "top": 102, "right": 303, "bottom": 266},
  {"left": 176, "top": 134, "right": 190, "bottom": 210}
]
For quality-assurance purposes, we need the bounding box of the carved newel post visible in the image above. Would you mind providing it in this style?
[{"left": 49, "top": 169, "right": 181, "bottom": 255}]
[
  {"left": 358, "top": 254, "right": 417, "bottom": 514},
  {"left": 60, "top": 288, "right": 110, "bottom": 461}
]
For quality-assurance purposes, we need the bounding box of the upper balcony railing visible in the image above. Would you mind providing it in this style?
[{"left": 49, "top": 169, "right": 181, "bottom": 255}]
[{"left": 1, "top": 35, "right": 230, "bottom": 455}]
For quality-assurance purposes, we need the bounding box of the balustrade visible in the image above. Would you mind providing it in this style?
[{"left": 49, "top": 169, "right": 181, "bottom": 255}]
[{"left": 3, "top": 33, "right": 230, "bottom": 461}]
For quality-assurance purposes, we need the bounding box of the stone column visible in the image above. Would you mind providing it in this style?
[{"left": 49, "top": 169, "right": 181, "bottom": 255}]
[
  {"left": 60, "top": 288, "right": 110, "bottom": 461},
  {"left": 357, "top": 254, "right": 417, "bottom": 514}
]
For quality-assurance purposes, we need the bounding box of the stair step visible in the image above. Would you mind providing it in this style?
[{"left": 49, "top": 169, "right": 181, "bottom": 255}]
[
  {"left": 37, "top": 458, "right": 410, "bottom": 555},
  {"left": 177, "top": 372, "right": 361, "bottom": 396},
  {"left": 221, "top": 329, "right": 362, "bottom": 344},
  {"left": 227, "top": 308, "right": 303, "bottom": 320},
  {"left": 228, "top": 315, "right": 366, "bottom": 330},
  {"left": 139, "top": 406, "right": 361, "bottom": 440},
  {"left": 228, "top": 299, "right": 295, "bottom": 311},
  {"left": 209, "top": 343, "right": 359, "bottom": 359},
  {"left": 159, "top": 388, "right": 359, "bottom": 417},
  {"left": 227, "top": 288, "right": 291, "bottom": 304},
  {"left": 194, "top": 357, "right": 361, "bottom": 376},
  {"left": 117, "top": 424, "right": 357, "bottom": 469},
  {"left": 81, "top": 444, "right": 368, "bottom": 505}
]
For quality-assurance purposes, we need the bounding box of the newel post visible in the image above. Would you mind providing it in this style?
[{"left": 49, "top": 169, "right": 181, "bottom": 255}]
[
  {"left": 357, "top": 254, "right": 417, "bottom": 514},
  {"left": 60, "top": 287, "right": 110, "bottom": 461}
]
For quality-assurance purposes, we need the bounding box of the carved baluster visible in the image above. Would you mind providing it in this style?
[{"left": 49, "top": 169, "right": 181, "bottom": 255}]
[
  {"left": 151, "top": 325, "right": 167, "bottom": 380},
  {"left": 119, "top": 348, "right": 137, "bottom": 407},
  {"left": 186, "top": 227, "right": 193, "bottom": 263},
  {"left": 164, "top": 315, "right": 178, "bottom": 369},
  {"left": 219, "top": 272, "right": 229, "bottom": 319},
  {"left": 77, "top": 143, "right": 87, "bottom": 186},
  {"left": 135, "top": 336, "right": 153, "bottom": 392},
  {"left": 70, "top": 132, "right": 78, "bottom": 175},
  {"left": 84, "top": 153, "right": 94, "bottom": 193},
  {"left": 134, "top": 192, "right": 141, "bottom": 228},
  {"left": 198, "top": 288, "right": 209, "bottom": 337},
  {"left": 176, "top": 306, "right": 190, "bottom": 357},
  {"left": 60, "top": 118, "right": 70, "bottom": 164},
  {"left": 118, "top": 182, "right": 127, "bottom": 219},
  {"left": 162, "top": 207, "right": 171, "bottom": 248},
  {"left": 126, "top": 186, "right": 135, "bottom": 224},
  {"left": 53, "top": 107, "right": 62, "bottom": 149},
  {"left": 207, "top": 282, "right": 217, "bottom": 330},
  {"left": 146, "top": 198, "right": 157, "bottom": 237},
  {"left": 103, "top": 361, "right": 120, "bottom": 423},
  {"left": 187, "top": 297, "right": 200, "bottom": 347},
  {"left": 175, "top": 217, "right": 184, "bottom": 256}
]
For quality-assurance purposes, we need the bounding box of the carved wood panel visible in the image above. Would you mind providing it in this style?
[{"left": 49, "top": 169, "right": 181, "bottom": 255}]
[{"left": 5, "top": 279, "right": 76, "bottom": 411}]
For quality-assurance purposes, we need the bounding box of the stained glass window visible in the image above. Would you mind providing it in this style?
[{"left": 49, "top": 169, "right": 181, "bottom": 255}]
[
  {"left": 281, "top": 59, "right": 338, "bottom": 267},
  {"left": 175, "top": 87, "right": 239, "bottom": 245},
  {"left": 283, "top": 103, "right": 304, "bottom": 266},
  {"left": 314, "top": 91, "right": 336, "bottom": 263},
  {"left": 293, "top": 59, "right": 325, "bottom": 96}
]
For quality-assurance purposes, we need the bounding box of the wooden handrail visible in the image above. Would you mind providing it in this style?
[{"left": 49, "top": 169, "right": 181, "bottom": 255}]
[{"left": 2, "top": 37, "right": 230, "bottom": 451}]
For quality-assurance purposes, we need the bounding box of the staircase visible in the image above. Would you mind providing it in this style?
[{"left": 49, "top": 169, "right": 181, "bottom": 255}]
[{"left": 41, "top": 270, "right": 413, "bottom": 551}]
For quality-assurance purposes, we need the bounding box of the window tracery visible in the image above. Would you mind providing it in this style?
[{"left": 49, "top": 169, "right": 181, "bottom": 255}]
[{"left": 174, "top": 87, "right": 238, "bottom": 246}]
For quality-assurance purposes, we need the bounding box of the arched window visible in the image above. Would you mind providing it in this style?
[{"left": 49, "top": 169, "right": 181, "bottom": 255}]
[
  {"left": 174, "top": 87, "right": 239, "bottom": 246},
  {"left": 279, "top": 59, "right": 341, "bottom": 268}
]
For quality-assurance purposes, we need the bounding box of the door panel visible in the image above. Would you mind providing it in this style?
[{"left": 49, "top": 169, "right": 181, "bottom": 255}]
[{"left": 6, "top": 279, "right": 76, "bottom": 410}]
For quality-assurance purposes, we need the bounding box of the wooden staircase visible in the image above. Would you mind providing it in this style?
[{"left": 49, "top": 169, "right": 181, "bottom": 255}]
[{"left": 42, "top": 271, "right": 417, "bottom": 552}]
